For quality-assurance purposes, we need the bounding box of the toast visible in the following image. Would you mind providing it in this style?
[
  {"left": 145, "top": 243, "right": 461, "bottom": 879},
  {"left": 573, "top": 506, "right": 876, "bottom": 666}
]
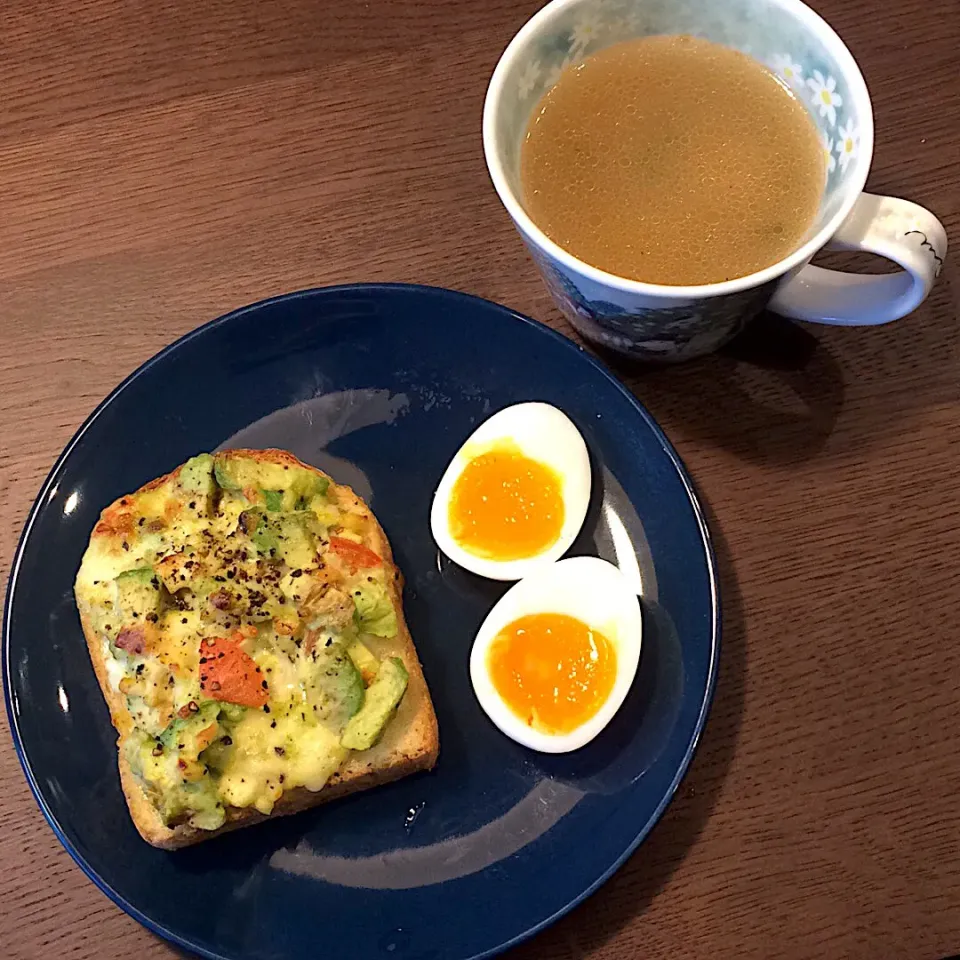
[{"left": 75, "top": 449, "right": 438, "bottom": 849}]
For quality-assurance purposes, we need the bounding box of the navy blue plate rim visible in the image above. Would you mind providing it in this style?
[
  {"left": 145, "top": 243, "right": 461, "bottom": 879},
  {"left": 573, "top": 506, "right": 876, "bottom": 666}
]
[{"left": 3, "top": 283, "right": 720, "bottom": 960}]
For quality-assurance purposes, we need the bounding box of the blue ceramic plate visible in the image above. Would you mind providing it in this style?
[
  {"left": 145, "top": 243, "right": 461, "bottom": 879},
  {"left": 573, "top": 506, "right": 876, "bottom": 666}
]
[{"left": 4, "top": 285, "right": 718, "bottom": 960}]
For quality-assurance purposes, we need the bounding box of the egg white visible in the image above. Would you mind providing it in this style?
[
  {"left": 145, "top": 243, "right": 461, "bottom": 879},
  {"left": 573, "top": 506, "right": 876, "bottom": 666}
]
[
  {"left": 430, "top": 403, "right": 591, "bottom": 581},
  {"left": 470, "top": 556, "right": 642, "bottom": 753}
]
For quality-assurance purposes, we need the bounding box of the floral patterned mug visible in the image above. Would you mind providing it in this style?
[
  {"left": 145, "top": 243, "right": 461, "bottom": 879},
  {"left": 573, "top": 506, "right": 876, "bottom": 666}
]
[{"left": 483, "top": 0, "right": 948, "bottom": 362}]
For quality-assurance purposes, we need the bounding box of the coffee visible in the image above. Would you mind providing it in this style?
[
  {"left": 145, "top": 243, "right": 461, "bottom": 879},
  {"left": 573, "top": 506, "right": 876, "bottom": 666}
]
[{"left": 520, "top": 35, "right": 824, "bottom": 286}]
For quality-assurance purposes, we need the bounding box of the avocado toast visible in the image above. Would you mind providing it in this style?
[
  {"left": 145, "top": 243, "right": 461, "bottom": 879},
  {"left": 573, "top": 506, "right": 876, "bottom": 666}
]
[{"left": 75, "top": 448, "right": 438, "bottom": 848}]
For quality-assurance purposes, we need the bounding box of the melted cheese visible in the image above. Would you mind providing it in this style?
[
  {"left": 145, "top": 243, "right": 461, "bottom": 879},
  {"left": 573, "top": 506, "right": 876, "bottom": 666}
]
[
  {"left": 76, "top": 478, "right": 239, "bottom": 593},
  {"left": 77, "top": 541, "right": 138, "bottom": 589},
  {"left": 156, "top": 609, "right": 204, "bottom": 674},
  {"left": 77, "top": 452, "right": 398, "bottom": 828},
  {"left": 218, "top": 705, "right": 347, "bottom": 814},
  {"left": 102, "top": 639, "right": 126, "bottom": 692}
]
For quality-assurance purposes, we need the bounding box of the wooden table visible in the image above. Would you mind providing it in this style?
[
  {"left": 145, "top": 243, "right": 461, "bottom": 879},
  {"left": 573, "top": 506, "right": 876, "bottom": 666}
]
[{"left": 1, "top": 0, "right": 957, "bottom": 956}]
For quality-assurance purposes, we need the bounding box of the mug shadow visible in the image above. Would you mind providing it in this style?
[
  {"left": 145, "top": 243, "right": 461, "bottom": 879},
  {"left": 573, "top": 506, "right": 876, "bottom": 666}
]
[
  {"left": 504, "top": 495, "right": 746, "bottom": 960},
  {"left": 588, "top": 264, "right": 956, "bottom": 468},
  {"left": 595, "top": 311, "right": 847, "bottom": 466}
]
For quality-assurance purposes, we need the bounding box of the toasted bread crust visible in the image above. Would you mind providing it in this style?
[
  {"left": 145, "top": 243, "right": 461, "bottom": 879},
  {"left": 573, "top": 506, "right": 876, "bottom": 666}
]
[{"left": 79, "top": 448, "right": 438, "bottom": 849}]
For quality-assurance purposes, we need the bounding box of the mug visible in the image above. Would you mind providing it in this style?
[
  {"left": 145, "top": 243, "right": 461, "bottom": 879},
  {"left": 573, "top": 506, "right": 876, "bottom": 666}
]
[{"left": 483, "top": 0, "right": 948, "bottom": 362}]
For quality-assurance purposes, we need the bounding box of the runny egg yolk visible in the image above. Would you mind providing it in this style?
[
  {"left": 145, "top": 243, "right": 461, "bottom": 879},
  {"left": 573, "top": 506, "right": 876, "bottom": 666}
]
[
  {"left": 487, "top": 613, "right": 617, "bottom": 735},
  {"left": 448, "top": 447, "right": 565, "bottom": 561}
]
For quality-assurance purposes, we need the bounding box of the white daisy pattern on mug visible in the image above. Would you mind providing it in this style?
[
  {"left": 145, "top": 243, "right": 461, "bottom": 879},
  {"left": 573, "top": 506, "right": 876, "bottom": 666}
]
[
  {"left": 820, "top": 132, "right": 837, "bottom": 174},
  {"left": 835, "top": 120, "right": 859, "bottom": 170},
  {"left": 806, "top": 70, "right": 843, "bottom": 126},
  {"left": 569, "top": 14, "right": 603, "bottom": 54},
  {"left": 517, "top": 60, "right": 542, "bottom": 100},
  {"left": 769, "top": 53, "right": 804, "bottom": 89},
  {"left": 543, "top": 53, "right": 579, "bottom": 92}
]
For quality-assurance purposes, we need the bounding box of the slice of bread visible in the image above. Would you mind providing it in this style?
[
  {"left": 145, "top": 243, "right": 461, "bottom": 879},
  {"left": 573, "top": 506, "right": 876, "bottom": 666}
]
[{"left": 77, "top": 449, "right": 439, "bottom": 849}]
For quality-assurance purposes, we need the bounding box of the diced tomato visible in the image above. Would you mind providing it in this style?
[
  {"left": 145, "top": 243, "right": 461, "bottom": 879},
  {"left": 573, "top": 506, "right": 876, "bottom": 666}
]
[
  {"left": 198, "top": 637, "right": 268, "bottom": 708},
  {"left": 329, "top": 536, "right": 382, "bottom": 571}
]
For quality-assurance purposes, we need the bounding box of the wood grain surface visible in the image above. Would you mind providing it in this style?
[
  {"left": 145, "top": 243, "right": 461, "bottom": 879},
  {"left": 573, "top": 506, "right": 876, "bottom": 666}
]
[{"left": 0, "top": 0, "right": 957, "bottom": 957}]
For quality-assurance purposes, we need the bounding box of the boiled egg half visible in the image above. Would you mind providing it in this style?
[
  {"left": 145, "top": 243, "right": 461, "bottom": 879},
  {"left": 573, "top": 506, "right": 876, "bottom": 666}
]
[
  {"left": 470, "top": 556, "right": 642, "bottom": 753},
  {"left": 430, "top": 403, "right": 591, "bottom": 580}
]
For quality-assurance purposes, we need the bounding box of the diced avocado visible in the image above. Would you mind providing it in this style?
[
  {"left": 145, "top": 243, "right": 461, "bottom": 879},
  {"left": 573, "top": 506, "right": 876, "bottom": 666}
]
[
  {"left": 128, "top": 715, "right": 226, "bottom": 830},
  {"left": 352, "top": 581, "right": 398, "bottom": 638},
  {"left": 260, "top": 472, "right": 329, "bottom": 512},
  {"left": 347, "top": 639, "right": 380, "bottom": 685},
  {"left": 213, "top": 455, "right": 262, "bottom": 493},
  {"left": 238, "top": 509, "right": 317, "bottom": 567},
  {"left": 214, "top": 455, "right": 329, "bottom": 513},
  {"left": 259, "top": 479, "right": 324, "bottom": 513},
  {"left": 213, "top": 454, "right": 330, "bottom": 513},
  {"left": 252, "top": 515, "right": 279, "bottom": 556},
  {"left": 238, "top": 508, "right": 278, "bottom": 556},
  {"left": 158, "top": 700, "right": 221, "bottom": 752},
  {"left": 115, "top": 567, "right": 163, "bottom": 620},
  {"left": 183, "top": 784, "right": 227, "bottom": 830},
  {"left": 156, "top": 776, "right": 224, "bottom": 830},
  {"left": 308, "top": 643, "right": 365, "bottom": 728},
  {"left": 275, "top": 514, "right": 317, "bottom": 568},
  {"left": 198, "top": 703, "right": 245, "bottom": 768},
  {"left": 199, "top": 732, "right": 235, "bottom": 774},
  {"left": 340, "top": 657, "right": 408, "bottom": 750},
  {"left": 263, "top": 489, "right": 284, "bottom": 512},
  {"left": 285, "top": 471, "right": 329, "bottom": 511},
  {"left": 188, "top": 576, "right": 222, "bottom": 606},
  {"left": 152, "top": 702, "right": 222, "bottom": 784},
  {"left": 176, "top": 453, "right": 217, "bottom": 514},
  {"left": 218, "top": 703, "right": 247, "bottom": 724},
  {"left": 214, "top": 460, "right": 239, "bottom": 491}
]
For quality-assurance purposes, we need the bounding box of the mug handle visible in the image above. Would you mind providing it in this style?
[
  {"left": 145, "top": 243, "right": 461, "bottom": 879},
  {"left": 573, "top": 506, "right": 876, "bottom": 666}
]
[{"left": 769, "top": 192, "right": 947, "bottom": 326}]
